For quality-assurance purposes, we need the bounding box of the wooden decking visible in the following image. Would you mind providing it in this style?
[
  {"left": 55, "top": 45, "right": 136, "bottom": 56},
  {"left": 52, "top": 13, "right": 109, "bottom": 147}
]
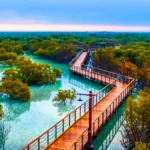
[
  {"left": 22, "top": 51, "right": 134, "bottom": 150},
  {"left": 70, "top": 52, "right": 115, "bottom": 85},
  {"left": 45, "top": 52, "right": 130, "bottom": 150},
  {"left": 46, "top": 84, "right": 127, "bottom": 150}
]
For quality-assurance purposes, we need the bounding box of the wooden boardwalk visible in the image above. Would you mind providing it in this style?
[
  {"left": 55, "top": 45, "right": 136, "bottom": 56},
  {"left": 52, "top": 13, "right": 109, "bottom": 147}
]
[
  {"left": 44, "top": 52, "right": 134, "bottom": 150},
  {"left": 70, "top": 52, "right": 115, "bottom": 85},
  {"left": 22, "top": 51, "right": 134, "bottom": 150}
]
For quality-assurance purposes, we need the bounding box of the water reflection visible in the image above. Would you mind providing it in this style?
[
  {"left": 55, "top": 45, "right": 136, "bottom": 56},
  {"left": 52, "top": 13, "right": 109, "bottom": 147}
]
[
  {"left": 29, "top": 80, "right": 62, "bottom": 101},
  {"left": 53, "top": 103, "right": 76, "bottom": 116},
  {"left": 1, "top": 100, "right": 30, "bottom": 121},
  {"left": 93, "top": 101, "right": 126, "bottom": 150},
  {"left": 0, "top": 53, "right": 104, "bottom": 150},
  {"left": 69, "top": 74, "right": 101, "bottom": 93}
]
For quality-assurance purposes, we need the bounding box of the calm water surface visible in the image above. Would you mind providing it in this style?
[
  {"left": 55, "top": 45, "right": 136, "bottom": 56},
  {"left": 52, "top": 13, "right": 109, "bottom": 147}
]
[{"left": 0, "top": 54, "right": 103, "bottom": 150}]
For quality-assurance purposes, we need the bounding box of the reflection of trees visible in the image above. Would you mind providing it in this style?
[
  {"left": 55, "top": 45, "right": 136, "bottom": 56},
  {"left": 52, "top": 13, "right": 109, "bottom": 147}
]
[
  {"left": 69, "top": 74, "right": 100, "bottom": 93},
  {"left": 53, "top": 102, "right": 76, "bottom": 116},
  {"left": 93, "top": 101, "right": 126, "bottom": 150},
  {"left": 1, "top": 99, "right": 30, "bottom": 121},
  {"left": 0, "top": 121, "right": 11, "bottom": 150},
  {"left": 29, "top": 80, "right": 62, "bottom": 101},
  {"left": 0, "top": 80, "right": 62, "bottom": 121}
]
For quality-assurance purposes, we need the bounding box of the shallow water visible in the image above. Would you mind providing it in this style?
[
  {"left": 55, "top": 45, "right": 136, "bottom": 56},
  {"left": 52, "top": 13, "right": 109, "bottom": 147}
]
[
  {"left": 0, "top": 54, "right": 103, "bottom": 150},
  {"left": 93, "top": 100, "right": 126, "bottom": 150}
]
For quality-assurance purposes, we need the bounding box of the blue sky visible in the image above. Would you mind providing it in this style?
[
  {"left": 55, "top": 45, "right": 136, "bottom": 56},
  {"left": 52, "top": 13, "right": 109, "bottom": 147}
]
[{"left": 0, "top": 0, "right": 150, "bottom": 31}]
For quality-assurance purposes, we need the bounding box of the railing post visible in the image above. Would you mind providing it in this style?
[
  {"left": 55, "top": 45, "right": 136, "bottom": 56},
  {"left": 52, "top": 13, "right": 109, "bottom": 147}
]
[
  {"left": 38, "top": 138, "right": 40, "bottom": 150},
  {"left": 55, "top": 125, "right": 57, "bottom": 139},
  {"left": 102, "top": 112, "right": 104, "bottom": 125},
  {"left": 87, "top": 91, "right": 94, "bottom": 149},
  {"left": 80, "top": 106, "right": 81, "bottom": 117},
  {"left": 74, "top": 111, "right": 76, "bottom": 122},
  {"left": 98, "top": 117, "right": 100, "bottom": 130},
  {"left": 113, "top": 101, "right": 114, "bottom": 113},
  {"left": 82, "top": 134, "right": 84, "bottom": 148},
  {"left": 96, "top": 94, "right": 97, "bottom": 103},
  {"left": 69, "top": 115, "right": 71, "bottom": 126},
  {"left": 62, "top": 119, "right": 64, "bottom": 132},
  {"left": 93, "top": 123, "right": 95, "bottom": 135},
  {"left": 106, "top": 108, "right": 108, "bottom": 120},
  {"left": 110, "top": 104, "right": 111, "bottom": 116},
  {"left": 47, "top": 131, "right": 49, "bottom": 145},
  {"left": 74, "top": 143, "right": 77, "bottom": 150}
]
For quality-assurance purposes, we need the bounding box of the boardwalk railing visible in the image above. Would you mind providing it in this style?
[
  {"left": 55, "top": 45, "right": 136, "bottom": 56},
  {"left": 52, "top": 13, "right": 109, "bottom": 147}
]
[
  {"left": 69, "top": 50, "right": 84, "bottom": 66},
  {"left": 70, "top": 50, "right": 130, "bottom": 84},
  {"left": 22, "top": 51, "right": 134, "bottom": 150},
  {"left": 68, "top": 78, "right": 134, "bottom": 150},
  {"left": 22, "top": 77, "right": 116, "bottom": 150},
  {"left": 81, "top": 64, "right": 130, "bottom": 84},
  {"left": 70, "top": 66, "right": 115, "bottom": 85}
]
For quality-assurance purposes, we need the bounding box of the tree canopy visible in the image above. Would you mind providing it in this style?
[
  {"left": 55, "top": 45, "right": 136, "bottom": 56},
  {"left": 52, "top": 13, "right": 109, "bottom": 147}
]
[
  {"left": 93, "top": 42, "right": 150, "bottom": 87},
  {"left": 121, "top": 88, "right": 150, "bottom": 149},
  {"left": 53, "top": 88, "right": 76, "bottom": 105},
  {"left": 2, "top": 57, "right": 62, "bottom": 85},
  {"left": 0, "top": 79, "right": 30, "bottom": 101}
]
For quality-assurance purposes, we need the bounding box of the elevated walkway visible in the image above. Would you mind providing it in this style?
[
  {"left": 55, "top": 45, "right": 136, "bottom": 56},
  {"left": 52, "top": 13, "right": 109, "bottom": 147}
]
[{"left": 22, "top": 51, "right": 134, "bottom": 150}]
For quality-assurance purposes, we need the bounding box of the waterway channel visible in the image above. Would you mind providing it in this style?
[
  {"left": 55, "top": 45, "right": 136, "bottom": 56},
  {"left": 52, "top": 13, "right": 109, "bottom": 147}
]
[{"left": 0, "top": 53, "right": 103, "bottom": 150}]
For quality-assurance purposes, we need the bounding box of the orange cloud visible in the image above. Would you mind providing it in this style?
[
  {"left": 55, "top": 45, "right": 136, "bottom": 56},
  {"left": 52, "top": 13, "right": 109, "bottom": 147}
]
[{"left": 0, "top": 24, "right": 150, "bottom": 32}]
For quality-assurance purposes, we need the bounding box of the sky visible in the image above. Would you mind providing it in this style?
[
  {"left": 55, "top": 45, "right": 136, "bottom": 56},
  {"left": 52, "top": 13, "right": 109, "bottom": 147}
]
[{"left": 0, "top": 0, "right": 150, "bottom": 31}]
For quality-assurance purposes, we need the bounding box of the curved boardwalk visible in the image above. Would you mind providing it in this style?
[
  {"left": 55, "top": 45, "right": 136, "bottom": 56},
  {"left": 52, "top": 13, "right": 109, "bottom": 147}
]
[{"left": 22, "top": 51, "right": 134, "bottom": 150}]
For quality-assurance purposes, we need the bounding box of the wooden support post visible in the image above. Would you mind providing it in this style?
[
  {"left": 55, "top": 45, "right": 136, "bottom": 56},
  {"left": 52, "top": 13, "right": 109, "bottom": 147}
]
[
  {"left": 38, "top": 139, "right": 40, "bottom": 150},
  {"left": 87, "top": 91, "right": 94, "bottom": 149},
  {"left": 47, "top": 131, "right": 49, "bottom": 145}
]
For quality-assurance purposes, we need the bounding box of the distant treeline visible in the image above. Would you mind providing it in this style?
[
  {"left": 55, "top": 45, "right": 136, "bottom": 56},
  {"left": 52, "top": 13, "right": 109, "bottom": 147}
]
[{"left": 0, "top": 32, "right": 150, "bottom": 63}]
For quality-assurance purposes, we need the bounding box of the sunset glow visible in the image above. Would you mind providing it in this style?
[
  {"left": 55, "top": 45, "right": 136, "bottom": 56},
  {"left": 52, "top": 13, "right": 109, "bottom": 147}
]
[{"left": 0, "top": 24, "right": 150, "bottom": 32}]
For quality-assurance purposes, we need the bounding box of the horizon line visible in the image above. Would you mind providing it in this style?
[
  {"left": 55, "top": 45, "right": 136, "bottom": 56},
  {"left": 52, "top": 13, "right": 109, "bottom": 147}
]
[{"left": 0, "top": 24, "right": 150, "bottom": 32}]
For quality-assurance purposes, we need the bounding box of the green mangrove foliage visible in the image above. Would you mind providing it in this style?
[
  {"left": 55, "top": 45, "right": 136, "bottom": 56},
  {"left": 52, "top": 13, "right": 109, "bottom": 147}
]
[
  {"left": 53, "top": 88, "right": 76, "bottom": 105},
  {"left": 0, "top": 40, "right": 23, "bottom": 55},
  {"left": 33, "top": 43, "right": 77, "bottom": 62},
  {"left": 93, "top": 42, "right": 150, "bottom": 87},
  {"left": 133, "top": 142, "right": 150, "bottom": 150},
  {"left": 0, "top": 48, "right": 18, "bottom": 66},
  {"left": 2, "top": 57, "right": 62, "bottom": 85},
  {"left": 0, "top": 79, "right": 30, "bottom": 101},
  {"left": 52, "top": 68, "right": 62, "bottom": 78},
  {"left": 0, "top": 40, "right": 23, "bottom": 66},
  {"left": 1, "top": 33, "right": 150, "bottom": 64},
  {"left": 0, "top": 56, "right": 62, "bottom": 101},
  {"left": 121, "top": 88, "right": 150, "bottom": 149}
]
